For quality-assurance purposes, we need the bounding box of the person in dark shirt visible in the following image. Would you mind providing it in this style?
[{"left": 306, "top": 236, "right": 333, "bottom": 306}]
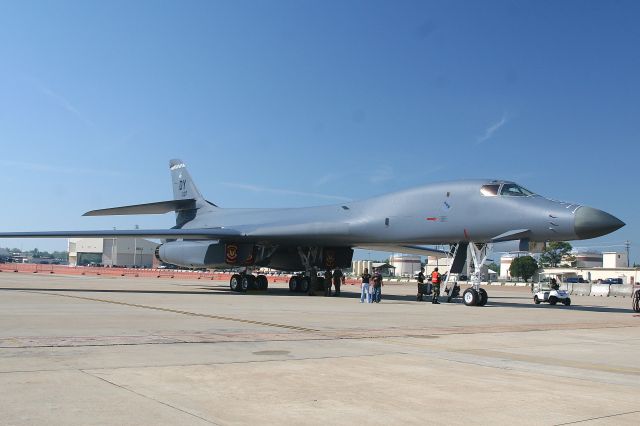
[
  {"left": 360, "top": 268, "right": 372, "bottom": 303},
  {"left": 417, "top": 267, "right": 425, "bottom": 301},
  {"left": 332, "top": 268, "right": 344, "bottom": 296},
  {"left": 324, "top": 269, "right": 333, "bottom": 296},
  {"left": 372, "top": 269, "right": 383, "bottom": 303}
]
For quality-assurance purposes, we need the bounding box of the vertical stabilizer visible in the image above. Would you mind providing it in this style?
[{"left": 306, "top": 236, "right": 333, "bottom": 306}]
[
  {"left": 169, "top": 159, "right": 204, "bottom": 202},
  {"left": 169, "top": 159, "right": 209, "bottom": 227}
]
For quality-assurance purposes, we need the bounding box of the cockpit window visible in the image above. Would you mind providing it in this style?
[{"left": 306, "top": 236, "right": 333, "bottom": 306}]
[
  {"left": 500, "top": 183, "right": 534, "bottom": 197},
  {"left": 480, "top": 184, "right": 500, "bottom": 196}
]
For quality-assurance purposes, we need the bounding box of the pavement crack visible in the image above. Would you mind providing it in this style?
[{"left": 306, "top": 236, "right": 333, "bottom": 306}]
[
  {"left": 553, "top": 409, "right": 640, "bottom": 425},
  {"left": 79, "top": 369, "right": 220, "bottom": 425},
  {"left": 19, "top": 290, "right": 319, "bottom": 333}
]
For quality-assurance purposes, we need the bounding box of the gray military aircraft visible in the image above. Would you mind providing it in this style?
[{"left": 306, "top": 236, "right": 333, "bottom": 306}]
[{"left": 0, "top": 159, "right": 625, "bottom": 306}]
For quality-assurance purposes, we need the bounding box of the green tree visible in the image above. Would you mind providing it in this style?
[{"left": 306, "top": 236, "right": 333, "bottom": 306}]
[
  {"left": 539, "top": 241, "right": 574, "bottom": 267},
  {"left": 486, "top": 262, "right": 500, "bottom": 274},
  {"left": 509, "top": 256, "right": 539, "bottom": 282}
]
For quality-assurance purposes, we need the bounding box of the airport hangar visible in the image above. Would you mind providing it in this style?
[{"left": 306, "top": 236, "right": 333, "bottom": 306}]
[{"left": 67, "top": 238, "right": 158, "bottom": 267}]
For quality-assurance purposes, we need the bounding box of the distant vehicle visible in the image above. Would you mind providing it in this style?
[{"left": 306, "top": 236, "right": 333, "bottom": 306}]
[
  {"left": 564, "top": 277, "right": 586, "bottom": 283},
  {"left": 533, "top": 285, "right": 571, "bottom": 306},
  {"left": 602, "top": 278, "right": 624, "bottom": 284}
]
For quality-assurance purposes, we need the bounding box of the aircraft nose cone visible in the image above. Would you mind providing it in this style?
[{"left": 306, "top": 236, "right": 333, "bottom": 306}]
[{"left": 574, "top": 207, "right": 625, "bottom": 239}]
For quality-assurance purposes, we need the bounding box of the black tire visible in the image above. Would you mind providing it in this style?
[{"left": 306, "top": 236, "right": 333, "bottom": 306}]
[
  {"left": 549, "top": 296, "right": 558, "bottom": 305},
  {"left": 300, "top": 277, "right": 310, "bottom": 293},
  {"left": 289, "top": 276, "right": 298, "bottom": 292},
  {"left": 240, "top": 275, "right": 253, "bottom": 292},
  {"left": 477, "top": 288, "right": 488, "bottom": 306},
  {"left": 257, "top": 275, "right": 268, "bottom": 291},
  {"left": 230, "top": 274, "right": 242, "bottom": 292},
  {"left": 633, "top": 290, "right": 640, "bottom": 313},
  {"left": 563, "top": 298, "right": 571, "bottom": 306},
  {"left": 463, "top": 288, "right": 478, "bottom": 306},
  {"left": 534, "top": 295, "right": 540, "bottom": 304}
]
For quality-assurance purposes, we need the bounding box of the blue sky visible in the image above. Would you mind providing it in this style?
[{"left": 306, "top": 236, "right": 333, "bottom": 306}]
[{"left": 0, "top": 1, "right": 638, "bottom": 263}]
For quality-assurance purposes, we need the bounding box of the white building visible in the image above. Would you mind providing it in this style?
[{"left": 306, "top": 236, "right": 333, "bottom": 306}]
[
  {"left": 352, "top": 260, "right": 373, "bottom": 276},
  {"left": 603, "top": 252, "right": 628, "bottom": 268},
  {"left": 390, "top": 255, "right": 422, "bottom": 277},
  {"left": 68, "top": 238, "right": 158, "bottom": 267},
  {"left": 573, "top": 251, "right": 603, "bottom": 268}
]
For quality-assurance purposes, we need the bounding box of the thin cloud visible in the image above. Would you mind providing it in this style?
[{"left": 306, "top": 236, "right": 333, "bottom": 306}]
[
  {"left": 314, "top": 172, "right": 346, "bottom": 187},
  {"left": 477, "top": 113, "right": 508, "bottom": 144},
  {"left": 39, "top": 85, "right": 93, "bottom": 127},
  {"left": 369, "top": 165, "right": 394, "bottom": 184},
  {"left": 222, "top": 182, "right": 351, "bottom": 202},
  {"left": 0, "top": 160, "right": 125, "bottom": 177}
]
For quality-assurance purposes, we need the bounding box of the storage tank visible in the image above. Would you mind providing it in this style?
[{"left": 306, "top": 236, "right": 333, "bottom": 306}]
[{"left": 390, "top": 255, "right": 421, "bottom": 277}]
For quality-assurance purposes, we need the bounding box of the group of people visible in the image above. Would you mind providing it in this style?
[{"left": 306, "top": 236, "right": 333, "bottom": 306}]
[
  {"left": 416, "top": 266, "right": 441, "bottom": 304},
  {"left": 359, "top": 268, "right": 384, "bottom": 303},
  {"left": 322, "top": 268, "right": 345, "bottom": 296}
]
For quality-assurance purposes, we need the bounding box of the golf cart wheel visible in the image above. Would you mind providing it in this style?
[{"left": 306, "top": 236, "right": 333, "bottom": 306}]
[
  {"left": 633, "top": 290, "right": 640, "bottom": 313},
  {"left": 289, "top": 276, "right": 299, "bottom": 292},
  {"left": 534, "top": 295, "right": 540, "bottom": 304},
  {"left": 477, "top": 288, "right": 488, "bottom": 306},
  {"left": 230, "top": 274, "right": 242, "bottom": 292},
  {"left": 463, "top": 288, "right": 479, "bottom": 306},
  {"left": 549, "top": 296, "right": 558, "bottom": 305},
  {"left": 563, "top": 298, "right": 571, "bottom": 306}
]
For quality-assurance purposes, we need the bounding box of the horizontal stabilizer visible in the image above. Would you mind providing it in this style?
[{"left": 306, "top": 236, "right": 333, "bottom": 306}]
[
  {"left": 491, "top": 229, "right": 531, "bottom": 243},
  {"left": 83, "top": 199, "right": 197, "bottom": 216},
  {"left": 0, "top": 228, "right": 240, "bottom": 240},
  {"left": 356, "top": 244, "right": 448, "bottom": 259}
]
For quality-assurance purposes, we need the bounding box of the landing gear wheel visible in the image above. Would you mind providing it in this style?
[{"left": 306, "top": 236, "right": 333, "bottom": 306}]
[
  {"left": 299, "top": 277, "right": 310, "bottom": 293},
  {"left": 257, "top": 275, "right": 268, "bottom": 291},
  {"left": 240, "top": 275, "right": 254, "bottom": 292},
  {"left": 534, "top": 295, "right": 540, "bottom": 304},
  {"left": 477, "top": 288, "right": 488, "bottom": 306},
  {"left": 549, "top": 296, "right": 558, "bottom": 305},
  {"left": 289, "top": 276, "right": 299, "bottom": 292},
  {"left": 563, "top": 298, "right": 571, "bottom": 306},
  {"left": 463, "top": 288, "right": 479, "bottom": 306},
  {"left": 634, "top": 290, "right": 640, "bottom": 313},
  {"left": 230, "top": 274, "right": 242, "bottom": 292}
]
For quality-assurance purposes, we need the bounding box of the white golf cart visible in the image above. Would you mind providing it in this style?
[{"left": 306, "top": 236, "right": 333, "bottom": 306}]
[{"left": 532, "top": 275, "right": 571, "bottom": 306}]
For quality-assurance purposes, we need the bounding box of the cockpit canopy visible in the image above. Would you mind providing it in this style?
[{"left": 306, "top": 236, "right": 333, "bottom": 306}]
[{"left": 480, "top": 181, "right": 535, "bottom": 197}]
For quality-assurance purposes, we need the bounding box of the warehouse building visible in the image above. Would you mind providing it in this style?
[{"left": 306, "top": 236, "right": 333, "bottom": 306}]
[{"left": 68, "top": 238, "right": 158, "bottom": 267}]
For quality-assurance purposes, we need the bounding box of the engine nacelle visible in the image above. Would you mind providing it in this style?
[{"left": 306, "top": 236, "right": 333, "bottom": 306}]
[{"left": 155, "top": 241, "right": 256, "bottom": 268}]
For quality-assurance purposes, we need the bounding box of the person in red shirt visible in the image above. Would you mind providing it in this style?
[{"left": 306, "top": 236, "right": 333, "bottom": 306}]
[{"left": 431, "top": 267, "right": 441, "bottom": 304}]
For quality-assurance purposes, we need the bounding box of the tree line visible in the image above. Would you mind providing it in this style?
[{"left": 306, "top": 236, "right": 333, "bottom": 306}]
[{"left": 509, "top": 241, "right": 574, "bottom": 282}]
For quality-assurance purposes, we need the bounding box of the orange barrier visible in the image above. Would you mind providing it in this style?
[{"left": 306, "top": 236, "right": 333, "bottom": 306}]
[
  {"left": 0, "top": 263, "right": 292, "bottom": 283},
  {"left": 0, "top": 263, "right": 365, "bottom": 285}
]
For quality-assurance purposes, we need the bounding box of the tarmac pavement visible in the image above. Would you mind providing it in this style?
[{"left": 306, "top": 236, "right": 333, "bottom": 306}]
[{"left": 1, "top": 273, "right": 639, "bottom": 425}]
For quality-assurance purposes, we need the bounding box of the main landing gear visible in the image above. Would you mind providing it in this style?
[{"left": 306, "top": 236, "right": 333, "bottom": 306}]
[
  {"left": 462, "top": 243, "right": 490, "bottom": 307},
  {"left": 229, "top": 272, "right": 269, "bottom": 292},
  {"left": 288, "top": 247, "right": 323, "bottom": 295}
]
